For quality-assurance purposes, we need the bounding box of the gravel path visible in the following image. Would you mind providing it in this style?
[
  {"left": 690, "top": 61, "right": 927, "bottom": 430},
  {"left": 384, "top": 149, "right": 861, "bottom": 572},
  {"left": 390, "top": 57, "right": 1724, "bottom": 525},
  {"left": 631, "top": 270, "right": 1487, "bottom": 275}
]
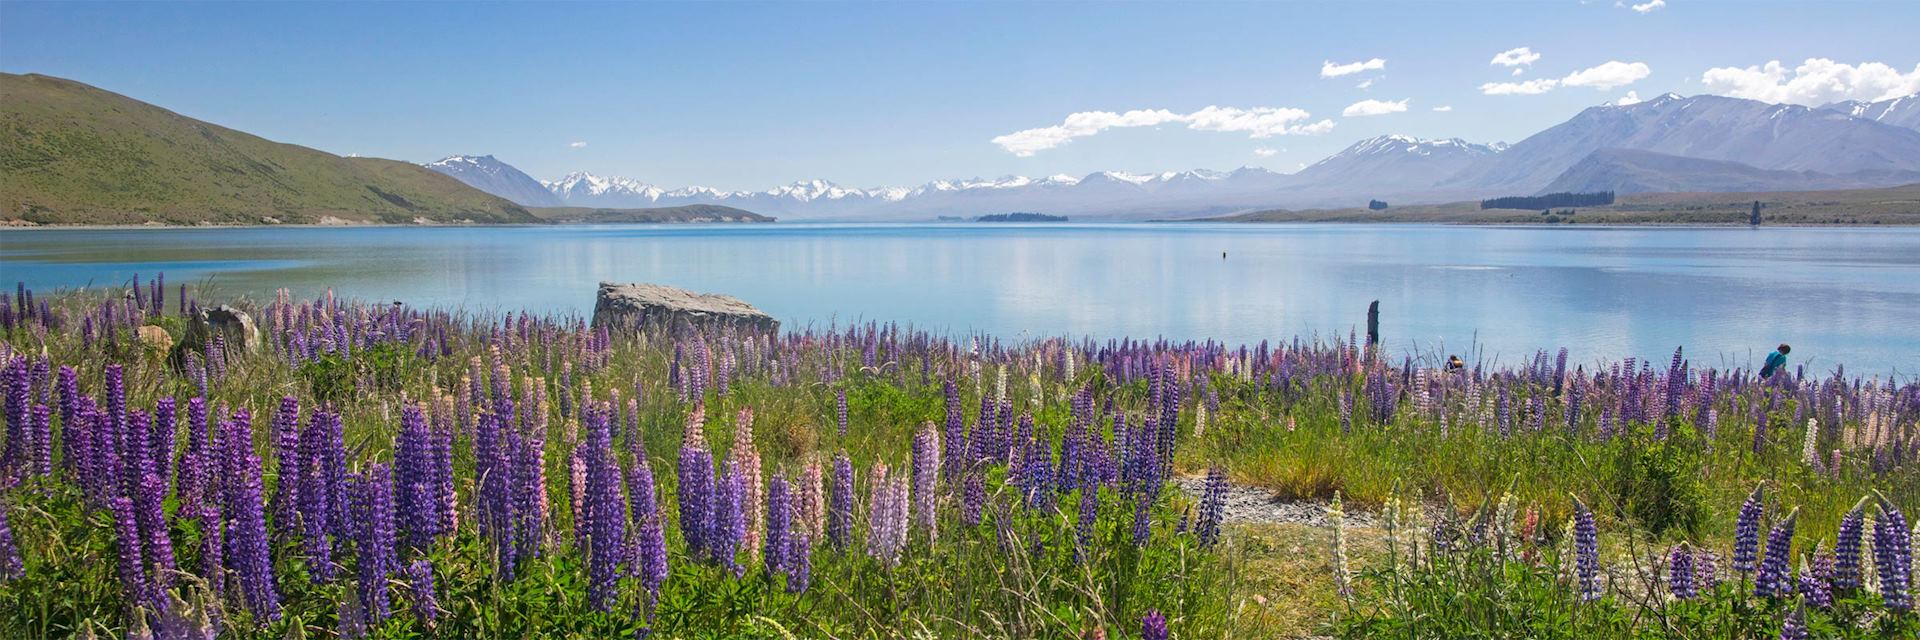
[{"left": 1173, "top": 476, "right": 1381, "bottom": 529}]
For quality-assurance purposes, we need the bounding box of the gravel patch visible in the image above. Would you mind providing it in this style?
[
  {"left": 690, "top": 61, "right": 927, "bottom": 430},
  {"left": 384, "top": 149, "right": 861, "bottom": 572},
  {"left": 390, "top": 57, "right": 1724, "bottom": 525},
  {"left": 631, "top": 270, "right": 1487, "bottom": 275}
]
[{"left": 1174, "top": 476, "right": 1381, "bottom": 529}]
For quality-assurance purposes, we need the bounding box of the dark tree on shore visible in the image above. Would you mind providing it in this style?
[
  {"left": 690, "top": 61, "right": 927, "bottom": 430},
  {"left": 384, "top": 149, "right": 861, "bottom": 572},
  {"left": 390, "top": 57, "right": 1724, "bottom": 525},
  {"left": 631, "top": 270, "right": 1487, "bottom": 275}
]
[
  {"left": 1750, "top": 201, "right": 1763, "bottom": 226},
  {"left": 1481, "top": 191, "right": 1614, "bottom": 210}
]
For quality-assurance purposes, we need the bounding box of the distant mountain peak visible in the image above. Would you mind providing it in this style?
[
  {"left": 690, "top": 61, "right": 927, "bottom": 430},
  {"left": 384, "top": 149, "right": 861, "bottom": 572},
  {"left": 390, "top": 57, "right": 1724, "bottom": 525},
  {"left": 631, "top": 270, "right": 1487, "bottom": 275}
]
[
  {"left": 423, "top": 154, "right": 562, "bottom": 207},
  {"left": 1818, "top": 93, "right": 1920, "bottom": 131}
]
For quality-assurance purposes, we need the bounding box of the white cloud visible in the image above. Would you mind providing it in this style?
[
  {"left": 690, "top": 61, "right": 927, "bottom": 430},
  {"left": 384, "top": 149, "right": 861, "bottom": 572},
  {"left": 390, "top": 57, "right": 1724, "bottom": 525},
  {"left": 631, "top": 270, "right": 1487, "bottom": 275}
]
[
  {"left": 1185, "top": 106, "right": 1322, "bottom": 137},
  {"left": 568, "top": 141, "right": 588, "bottom": 148},
  {"left": 1253, "top": 147, "right": 1279, "bottom": 157},
  {"left": 992, "top": 106, "right": 1331, "bottom": 156},
  {"left": 1321, "top": 58, "right": 1386, "bottom": 78},
  {"left": 1629, "top": 0, "right": 1665, "bottom": 13},
  {"left": 1432, "top": 105, "right": 1454, "bottom": 112},
  {"left": 1290, "top": 119, "right": 1338, "bottom": 136},
  {"left": 1512, "top": 68, "right": 1525, "bottom": 76},
  {"left": 1562, "top": 61, "right": 1652, "bottom": 90},
  {"left": 1342, "top": 98, "right": 1410, "bottom": 117},
  {"left": 1356, "top": 78, "right": 1376, "bottom": 90},
  {"left": 1614, "top": 91, "right": 1643, "bottom": 106},
  {"left": 1490, "top": 47, "right": 1541, "bottom": 68},
  {"left": 1700, "top": 58, "right": 1920, "bottom": 105},
  {"left": 1481, "top": 78, "right": 1559, "bottom": 95}
]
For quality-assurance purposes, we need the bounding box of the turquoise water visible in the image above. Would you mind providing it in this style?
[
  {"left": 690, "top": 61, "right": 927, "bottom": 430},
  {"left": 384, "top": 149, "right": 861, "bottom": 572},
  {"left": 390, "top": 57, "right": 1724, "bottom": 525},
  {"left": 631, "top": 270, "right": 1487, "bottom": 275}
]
[{"left": 4, "top": 223, "right": 1917, "bottom": 374}]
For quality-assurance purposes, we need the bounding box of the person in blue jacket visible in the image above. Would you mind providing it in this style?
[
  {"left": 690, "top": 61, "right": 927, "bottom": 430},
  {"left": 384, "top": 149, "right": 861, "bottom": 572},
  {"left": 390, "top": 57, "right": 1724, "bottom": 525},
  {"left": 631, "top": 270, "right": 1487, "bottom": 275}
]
[{"left": 1759, "top": 344, "right": 1791, "bottom": 379}]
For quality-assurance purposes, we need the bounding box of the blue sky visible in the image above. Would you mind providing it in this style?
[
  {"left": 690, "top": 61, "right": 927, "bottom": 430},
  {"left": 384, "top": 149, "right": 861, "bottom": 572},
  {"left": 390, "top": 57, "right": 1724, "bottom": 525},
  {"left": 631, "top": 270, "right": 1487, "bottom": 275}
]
[{"left": 3, "top": 1, "right": 1917, "bottom": 190}]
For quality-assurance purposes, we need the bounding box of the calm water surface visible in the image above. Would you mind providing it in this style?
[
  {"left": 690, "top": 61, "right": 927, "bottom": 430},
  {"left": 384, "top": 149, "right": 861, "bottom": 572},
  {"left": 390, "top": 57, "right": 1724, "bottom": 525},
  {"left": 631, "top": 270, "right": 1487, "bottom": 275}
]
[{"left": 4, "top": 223, "right": 1917, "bottom": 375}]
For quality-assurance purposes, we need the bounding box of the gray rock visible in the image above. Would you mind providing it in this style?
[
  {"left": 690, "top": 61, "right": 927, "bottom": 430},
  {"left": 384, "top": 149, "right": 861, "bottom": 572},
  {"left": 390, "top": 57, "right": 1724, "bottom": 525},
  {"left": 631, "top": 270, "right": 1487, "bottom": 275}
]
[
  {"left": 187, "top": 304, "right": 261, "bottom": 352},
  {"left": 592, "top": 282, "right": 778, "bottom": 334}
]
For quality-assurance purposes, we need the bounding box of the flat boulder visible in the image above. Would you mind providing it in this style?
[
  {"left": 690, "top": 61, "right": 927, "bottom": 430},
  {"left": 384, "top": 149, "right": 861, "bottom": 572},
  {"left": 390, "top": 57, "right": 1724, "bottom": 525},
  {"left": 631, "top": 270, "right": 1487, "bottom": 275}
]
[
  {"left": 592, "top": 282, "right": 778, "bottom": 334},
  {"left": 187, "top": 304, "right": 261, "bottom": 352}
]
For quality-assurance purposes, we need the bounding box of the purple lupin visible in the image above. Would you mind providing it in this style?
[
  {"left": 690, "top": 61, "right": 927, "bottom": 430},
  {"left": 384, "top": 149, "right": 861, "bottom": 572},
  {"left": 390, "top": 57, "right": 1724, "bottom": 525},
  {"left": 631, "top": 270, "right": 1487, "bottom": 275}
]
[
  {"left": 1754, "top": 508, "right": 1797, "bottom": 599},
  {"left": 220, "top": 410, "right": 281, "bottom": 620},
  {"left": 1732, "top": 484, "right": 1765, "bottom": 575},
  {"left": 353, "top": 464, "right": 398, "bottom": 624},
  {"left": 829, "top": 452, "right": 854, "bottom": 550}
]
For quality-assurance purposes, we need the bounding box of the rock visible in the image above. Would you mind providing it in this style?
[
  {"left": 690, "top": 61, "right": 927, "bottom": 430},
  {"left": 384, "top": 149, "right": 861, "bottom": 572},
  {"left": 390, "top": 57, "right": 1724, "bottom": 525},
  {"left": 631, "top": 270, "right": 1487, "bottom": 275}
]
[
  {"left": 137, "top": 325, "right": 175, "bottom": 353},
  {"left": 592, "top": 282, "right": 778, "bottom": 334},
  {"left": 186, "top": 304, "right": 261, "bottom": 353}
]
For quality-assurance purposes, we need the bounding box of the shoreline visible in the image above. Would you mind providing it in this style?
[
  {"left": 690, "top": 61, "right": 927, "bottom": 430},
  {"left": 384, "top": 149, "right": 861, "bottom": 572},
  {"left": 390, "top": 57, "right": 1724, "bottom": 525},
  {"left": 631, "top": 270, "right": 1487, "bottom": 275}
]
[{"left": 7, "top": 219, "right": 1918, "bottom": 230}]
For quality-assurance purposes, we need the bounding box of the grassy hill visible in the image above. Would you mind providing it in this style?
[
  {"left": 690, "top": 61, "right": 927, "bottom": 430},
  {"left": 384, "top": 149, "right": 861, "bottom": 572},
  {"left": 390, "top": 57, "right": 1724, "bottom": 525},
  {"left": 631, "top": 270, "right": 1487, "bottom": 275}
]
[
  {"left": 529, "top": 203, "right": 775, "bottom": 224},
  {"left": 1, "top": 73, "right": 537, "bottom": 225},
  {"left": 1198, "top": 183, "right": 1920, "bottom": 225}
]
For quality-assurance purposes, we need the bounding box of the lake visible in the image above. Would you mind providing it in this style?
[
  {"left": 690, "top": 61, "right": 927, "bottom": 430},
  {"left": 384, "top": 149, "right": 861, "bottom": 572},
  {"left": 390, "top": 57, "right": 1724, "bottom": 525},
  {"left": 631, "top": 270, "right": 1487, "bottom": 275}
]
[{"left": 4, "top": 223, "right": 1917, "bottom": 375}]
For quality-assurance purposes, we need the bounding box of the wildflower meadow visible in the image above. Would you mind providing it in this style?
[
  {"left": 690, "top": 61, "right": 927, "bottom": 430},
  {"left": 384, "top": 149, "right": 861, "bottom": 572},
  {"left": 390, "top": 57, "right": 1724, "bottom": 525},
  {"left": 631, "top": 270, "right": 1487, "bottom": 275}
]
[{"left": 0, "top": 276, "right": 1913, "bottom": 639}]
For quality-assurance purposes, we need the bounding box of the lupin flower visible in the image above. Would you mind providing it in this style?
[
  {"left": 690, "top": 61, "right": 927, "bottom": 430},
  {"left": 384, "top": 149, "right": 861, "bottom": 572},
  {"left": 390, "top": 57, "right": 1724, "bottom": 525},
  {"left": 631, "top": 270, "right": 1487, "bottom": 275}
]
[
  {"left": 797, "top": 459, "right": 825, "bottom": 547},
  {"left": 829, "top": 452, "right": 854, "bottom": 550},
  {"left": 764, "top": 475, "right": 792, "bottom": 577},
  {"left": 677, "top": 406, "right": 716, "bottom": 560},
  {"left": 963, "top": 472, "right": 986, "bottom": 528},
  {"left": 405, "top": 559, "right": 439, "bottom": 623},
  {"left": 868, "top": 464, "right": 910, "bottom": 568},
  {"left": 786, "top": 531, "right": 812, "bottom": 594},
  {"left": 866, "top": 461, "right": 897, "bottom": 565},
  {"left": 1196, "top": 466, "right": 1228, "bottom": 548},
  {"left": 135, "top": 472, "right": 178, "bottom": 606},
  {"left": 731, "top": 407, "right": 763, "bottom": 565},
  {"left": 1733, "top": 484, "right": 1765, "bottom": 575},
  {"left": 1801, "top": 419, "right": 1821, "bottom": 471},
  {"left": 1801, "top": 552, "right": 1833, "bottom": 609},
  {"left": 1667, "top": 544, "right": 1696, "bottom": 599},
  {"left": 1779, "top": 601, "right": 1807, "bottom": 640},
  {"left": 1141, "top": 609, "right": 1168, "bottom": 640},
  {"left": 627, "top": 459, "right": 670, "bottom": 600},
  {"left": 1835, "top": 498, "right": 1867, "bottom": 591},
  {"left": 354, "top": 464, "right": 398, "bottom": 624},
  {"left": 394, "top": 403, "right": 440, "bottom": 551},
  {"left": 110, "top": 495, "right": 149, "bottom": 608},
  {"left": 583, "top": 405, "right": 628, "bottom": 610},
  {"left": 1695, "top": 549, "right": 1722, "bottom": 592},
  {"left": 835, "top": 389, "right": 849, "bottom": 438},
  {"left": 715, "top": 458, "right": 747, "bottom": 575},
  {"left": 268, "top": 396, "right": 302, "bottom": 543},
  {"left": 221, "top": 411, "right": 282, "bottom": 621},
  {"left": 1132, "top": 489, "right": 1153, "bottom": 548},
  {"left": 911, "top": 423, "right": 939, "bottom": 541},
  {"left": 1074, "top": 486, "right": 1099, "bottom": 562},
  {"left": 1572, "top": 496, "right": 1600, "bottom": 602},
  {"left": 0, "top": 504, "right": 22, "bottom": 582},
  {"left": 1873, "top": 496, "right": 1911, "bottom": 612},
  {"left": 1754, "top": 508, "right": 1798, "bottom": 599}
]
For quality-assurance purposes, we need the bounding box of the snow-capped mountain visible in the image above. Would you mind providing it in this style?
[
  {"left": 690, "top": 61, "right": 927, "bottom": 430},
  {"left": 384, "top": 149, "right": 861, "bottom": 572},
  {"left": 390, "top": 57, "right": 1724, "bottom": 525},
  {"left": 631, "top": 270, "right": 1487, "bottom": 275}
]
[
  {"left": 544, "top": 172, "right": 667, "bottom": 206},
  {"left": 1293, "top": 135, "right": 1503, "bottom": 193},
  {"left": 1443, "top": 93, "right": 1920, "bottom": 193},
  {"left": 424, "top": 155, "right": 563, "bottom": 207},
  {"left": 1820, "top": 93, "right": 1920, "bottom": 132},
  {"left": 433, "top": 92, "right": 1920, "bottom": 220}
]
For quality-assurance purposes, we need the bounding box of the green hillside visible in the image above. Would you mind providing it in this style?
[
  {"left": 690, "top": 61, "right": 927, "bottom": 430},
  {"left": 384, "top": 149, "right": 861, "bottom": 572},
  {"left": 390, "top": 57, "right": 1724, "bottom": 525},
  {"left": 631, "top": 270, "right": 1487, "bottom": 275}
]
[{"left": 1, "top": 73, "right": 537, "bottom": 225}]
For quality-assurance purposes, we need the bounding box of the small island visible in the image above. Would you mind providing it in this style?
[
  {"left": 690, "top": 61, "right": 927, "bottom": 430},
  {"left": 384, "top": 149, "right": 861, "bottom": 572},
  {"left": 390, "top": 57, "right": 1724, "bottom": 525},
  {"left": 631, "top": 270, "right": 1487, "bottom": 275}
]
[{"left": 975, "top": 212, "right": 1067, "bottom": 223}]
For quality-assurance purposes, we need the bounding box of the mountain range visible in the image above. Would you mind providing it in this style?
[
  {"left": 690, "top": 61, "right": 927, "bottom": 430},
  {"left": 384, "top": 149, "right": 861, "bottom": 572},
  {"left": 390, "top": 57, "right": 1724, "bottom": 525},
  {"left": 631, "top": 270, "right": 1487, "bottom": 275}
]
[{"left": 429, "top": 92, "right": 1920, "bottom": 221}]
